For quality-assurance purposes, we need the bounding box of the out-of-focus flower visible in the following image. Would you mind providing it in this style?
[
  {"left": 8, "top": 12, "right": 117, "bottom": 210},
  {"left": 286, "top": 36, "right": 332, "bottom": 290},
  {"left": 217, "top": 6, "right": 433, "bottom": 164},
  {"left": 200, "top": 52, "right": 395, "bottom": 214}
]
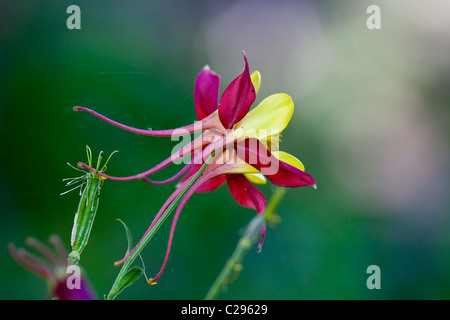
[{"left": 8, "top": 235, "right": 96, "bottom": 300}]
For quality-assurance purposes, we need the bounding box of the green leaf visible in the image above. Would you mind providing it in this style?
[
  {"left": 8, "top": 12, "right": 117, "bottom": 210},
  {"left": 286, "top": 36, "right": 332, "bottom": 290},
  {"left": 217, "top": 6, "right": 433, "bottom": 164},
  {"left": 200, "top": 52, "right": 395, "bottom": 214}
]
[
  {"left": 116, "top": 219, "right": 133, "bottom": 254},
  {"left": 108, "top": 267, "right": 143, "bottom": 300}
]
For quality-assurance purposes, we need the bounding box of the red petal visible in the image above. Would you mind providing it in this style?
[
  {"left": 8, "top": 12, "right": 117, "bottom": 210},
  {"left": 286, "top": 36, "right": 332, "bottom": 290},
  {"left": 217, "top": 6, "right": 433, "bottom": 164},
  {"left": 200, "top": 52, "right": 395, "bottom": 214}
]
[
  {"left": 226, "top": 174, "right": 267, "bottom": 213},
  {"left": 196, "top": 175, "right": 226, "bottom": 193},
  {"left": 218, "top": 53, "right": 256, "bottom": 129},
  {"left": 178, "top": 164, "right": 226, "bottom": 193},
  {"left": 236, "top": 138, "right": 316, "bottom": 188},
  {"left": 195, "top": 66, "right": 220, "bottom": 120}
]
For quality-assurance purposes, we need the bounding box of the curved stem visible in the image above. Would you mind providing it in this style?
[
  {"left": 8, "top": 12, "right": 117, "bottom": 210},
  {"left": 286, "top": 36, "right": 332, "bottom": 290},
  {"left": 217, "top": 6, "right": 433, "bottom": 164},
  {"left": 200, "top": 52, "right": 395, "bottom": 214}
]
[
  {"left": 113, "top": 152, "right": 217, "bottom": 267},
  {"left": 106, "top": 152, "right": 216, "bottom": 300},
  {"left": 140, "top": 163, "right": 192, "bottom": 185},
  {"left": 147, "top": 160, "right": 229, "bottom": 284}
]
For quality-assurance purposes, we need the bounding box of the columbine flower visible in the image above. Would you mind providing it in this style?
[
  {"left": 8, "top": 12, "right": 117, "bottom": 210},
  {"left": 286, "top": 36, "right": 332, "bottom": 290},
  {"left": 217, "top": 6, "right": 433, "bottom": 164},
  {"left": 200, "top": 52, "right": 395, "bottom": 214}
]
[
  {"left": 74, "top": 53, "right": 316, "bottom": 283},
  {"left": 8, "top": 235, "right": 96, "bottom": 300}
]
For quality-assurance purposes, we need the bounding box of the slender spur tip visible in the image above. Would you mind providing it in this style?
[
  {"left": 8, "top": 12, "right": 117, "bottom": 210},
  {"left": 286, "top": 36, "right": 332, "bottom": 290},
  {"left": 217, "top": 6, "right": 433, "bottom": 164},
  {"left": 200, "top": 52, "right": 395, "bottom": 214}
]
[
  {"left": 73, "top": 106, "right": 80, "bottom": 111},
  {"left": 148, "top": 278, "right": 157, "bottom": 285},
  {"left": 113, "top": 261, "right": 122, "bottom": 267},
  {"left": 76, "top": 162, "right": 83, "bottom": 168}
]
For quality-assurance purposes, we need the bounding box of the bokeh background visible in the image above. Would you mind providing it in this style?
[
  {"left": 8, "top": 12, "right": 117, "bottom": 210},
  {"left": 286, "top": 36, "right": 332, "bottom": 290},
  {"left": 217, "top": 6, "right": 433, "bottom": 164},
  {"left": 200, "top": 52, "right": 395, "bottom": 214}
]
[{"left": 1, "top": 0, "right": 449, "bottom": 299}]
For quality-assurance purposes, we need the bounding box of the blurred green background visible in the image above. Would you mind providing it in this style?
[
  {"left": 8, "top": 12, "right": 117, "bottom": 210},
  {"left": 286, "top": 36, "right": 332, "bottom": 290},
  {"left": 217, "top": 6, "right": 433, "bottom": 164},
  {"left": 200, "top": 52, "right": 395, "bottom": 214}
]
[{"left": 1, "top": 0, "right": 449, "bottom": 299}]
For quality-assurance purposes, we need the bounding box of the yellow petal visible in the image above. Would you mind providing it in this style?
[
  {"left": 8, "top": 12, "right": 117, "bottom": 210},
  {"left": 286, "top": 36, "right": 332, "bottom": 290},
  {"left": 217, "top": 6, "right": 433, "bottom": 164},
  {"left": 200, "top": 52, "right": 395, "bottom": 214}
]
[
  {"left": 250, "top": 71, "right": 261, "bottom": 95},
  {"left": 272, "top": 151, "right": 305, "bottom": 171},
  {"left": 244, "top": 172, "right": 267, "bottom": 184},
  {"left": 259, "top": 133, "right": 281, "bottom": 152},
  {"left": 212, "top": 148, "right": 260, "bottom": 175},
  {"left": 234, "top": 93, "right": 294, "bottom": 140}
]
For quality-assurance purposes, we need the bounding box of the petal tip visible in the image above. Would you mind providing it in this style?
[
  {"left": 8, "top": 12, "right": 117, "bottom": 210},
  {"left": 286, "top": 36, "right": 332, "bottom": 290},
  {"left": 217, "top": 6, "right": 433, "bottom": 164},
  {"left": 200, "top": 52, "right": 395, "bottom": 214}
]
[
  {"left": 242, "top": 51, "right": 249, "bottom": 66},
  {"left": 201, "top": 64, "right": 218, "bottom": 76}
]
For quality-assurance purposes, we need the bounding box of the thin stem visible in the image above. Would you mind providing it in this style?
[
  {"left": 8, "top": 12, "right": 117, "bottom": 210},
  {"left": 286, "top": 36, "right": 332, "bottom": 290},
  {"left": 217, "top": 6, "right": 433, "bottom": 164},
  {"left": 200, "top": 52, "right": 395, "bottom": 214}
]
[
  {"left": 147, "top": 160, "right": 234, "bottom": 284},
  {"left": 106, "top": 152, "right": 216, "bottom": 299},
  {"left": 204, "top": 187, "right": 286, "bottom": 300}
]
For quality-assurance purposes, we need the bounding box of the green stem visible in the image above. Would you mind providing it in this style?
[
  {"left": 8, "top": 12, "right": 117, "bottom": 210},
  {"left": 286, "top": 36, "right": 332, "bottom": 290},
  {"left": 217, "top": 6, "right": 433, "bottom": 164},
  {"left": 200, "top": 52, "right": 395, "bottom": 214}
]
[
  {"left": 204, "top": 187, "right": 286, "bottom": 300},
  {"left": 107, "top": 152, "right": 215, "bottom": 300}
]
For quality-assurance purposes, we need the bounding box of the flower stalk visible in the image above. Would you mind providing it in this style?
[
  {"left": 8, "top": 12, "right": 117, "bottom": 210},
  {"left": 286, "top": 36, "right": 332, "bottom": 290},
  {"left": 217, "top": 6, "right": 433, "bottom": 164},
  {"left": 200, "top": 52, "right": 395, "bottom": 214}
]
[
  {"left": 205, "top": 187, "right": 286, "bottom": 300},
  {"left": 107, "top": 151, "right": 216, "bottom": 299}
]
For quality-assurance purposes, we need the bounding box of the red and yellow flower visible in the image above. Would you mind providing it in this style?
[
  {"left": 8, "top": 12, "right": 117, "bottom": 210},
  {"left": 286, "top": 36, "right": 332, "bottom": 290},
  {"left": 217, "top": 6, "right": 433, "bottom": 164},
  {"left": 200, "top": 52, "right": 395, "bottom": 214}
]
[{"left": 74, "top": 53, "right": 316, "bottom": 283}]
